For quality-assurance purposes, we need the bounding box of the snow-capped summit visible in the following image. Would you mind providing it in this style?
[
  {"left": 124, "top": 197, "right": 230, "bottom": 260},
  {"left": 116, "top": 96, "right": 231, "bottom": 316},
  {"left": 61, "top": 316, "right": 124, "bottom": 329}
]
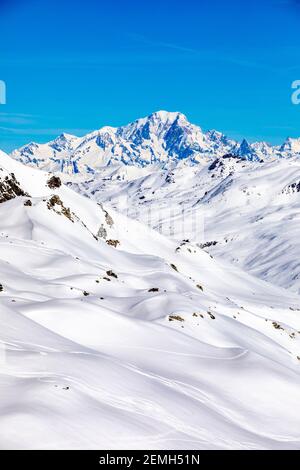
[
  {"left": 280, "top": 137, "right": 300, "bottom": 156},
  {"left": 8, "top": 111, "right": 300, "bottom": 175},
  {"left": 9, "top": 111, "right": 237, "bottom": 174},
  {"left": 251, "top": 141, "right": 274, "bottom": 159},
  {"left": 233, "top": 139, "right": 262, "bottom": 161},
  {"left": 49, "top": 133, "right": 79, "bottom": 151}
]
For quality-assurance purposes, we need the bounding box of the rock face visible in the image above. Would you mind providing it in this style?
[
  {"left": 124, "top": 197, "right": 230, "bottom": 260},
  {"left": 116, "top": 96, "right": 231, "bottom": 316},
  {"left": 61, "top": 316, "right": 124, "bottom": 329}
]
[
  {"left": 47, "top": 175, "right": 62, "bottom": 189},
  {"left": 0, "top": 171, "right": 29, "bottom": 203}
]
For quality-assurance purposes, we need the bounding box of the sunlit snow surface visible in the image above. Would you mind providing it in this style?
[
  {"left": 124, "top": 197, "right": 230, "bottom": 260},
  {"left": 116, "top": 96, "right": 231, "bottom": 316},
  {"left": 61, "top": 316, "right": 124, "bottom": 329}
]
[
  {"left": 69, "top": 156, "right": 300, "bottom": 293},
  {"left": 1, "top": 149, "right": 300, "bottom": 449}
]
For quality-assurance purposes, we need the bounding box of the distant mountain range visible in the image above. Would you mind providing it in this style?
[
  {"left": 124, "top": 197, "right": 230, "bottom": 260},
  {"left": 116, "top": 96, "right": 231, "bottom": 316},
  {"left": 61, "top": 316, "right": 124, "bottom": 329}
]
[{"left": 9, "top": 111, "right": 300, "bottom": 174}]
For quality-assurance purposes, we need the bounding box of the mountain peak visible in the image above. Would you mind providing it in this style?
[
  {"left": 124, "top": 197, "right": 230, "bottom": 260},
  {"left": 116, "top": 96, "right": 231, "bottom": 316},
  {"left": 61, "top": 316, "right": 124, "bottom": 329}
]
[
  {"left": 60, "top": 132, "right": 77, "bottom": 140},
  {"left": 280, "top": 137, "right": 300, "bottom": 154},
  {"left": 148, "top": 110, "right": 188, "bottom": 123},
  {"left": 238, "top": 139, "right": 253, "bottom": 154},
  {"left": 50, "top": 132, "right": 78, "bottom": 144},
  {"left": 49, "top": 132, "right": 79, "bottom": 153}
]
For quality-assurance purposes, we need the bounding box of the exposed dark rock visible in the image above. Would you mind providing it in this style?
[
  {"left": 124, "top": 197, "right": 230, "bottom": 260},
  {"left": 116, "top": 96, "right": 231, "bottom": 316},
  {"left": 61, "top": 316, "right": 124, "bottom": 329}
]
[
  {"left": 272, "top": 321, "right": 283, "bottom": 330},
  {"left": 106, "top": 239, "right": 120, "bottom": 248},
  {"left": 98, "top": 203, "right": 114, "bottom": 227},
  {"left": 106, "top": 270, "right": 118, "bottom": 279},
  {"left": 47, "top": 195, "right": 74, "bottom": 222},
  {"left": 283, "top": 181, "right": 300, "bottom": 194},
  {"left": 47, "top": 176, "right": 62, "bottom": 189},
  {"left": 97, "top": 224, "right": 107, "bottom": 239},
  {"left": 0, "top": 173, "right": 29, "bottom": 203},
  {"left": 208, "top": 159, "right": 223, "bottom": 171},
  {"left": 199, "top": 241, "right": 218, "bottom": 249},
  {"left": 169, "top": 315, "right": 185, "bottom": 322}
]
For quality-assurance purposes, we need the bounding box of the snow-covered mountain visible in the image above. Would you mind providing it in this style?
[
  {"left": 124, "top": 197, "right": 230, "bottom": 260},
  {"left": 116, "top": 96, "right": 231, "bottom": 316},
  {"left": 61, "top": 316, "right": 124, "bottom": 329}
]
[
  {"left": 67, "top": 153, "right": 300, "bottom": 295},
  {"left": 11, "top": 111, "right": 285, "bottom": 174},
  {"left": 1, "top": 148, "right": 300, "bottom": 449},
  {"left": 279, "top": 137, "right": 300, "bottom": 157}
]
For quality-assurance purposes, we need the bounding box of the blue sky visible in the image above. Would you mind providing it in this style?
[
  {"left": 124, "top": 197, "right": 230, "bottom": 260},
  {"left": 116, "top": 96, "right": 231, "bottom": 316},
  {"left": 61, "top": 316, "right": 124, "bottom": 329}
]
[{"left": 1, "top": 0, "right": 300, "bottom": 152}]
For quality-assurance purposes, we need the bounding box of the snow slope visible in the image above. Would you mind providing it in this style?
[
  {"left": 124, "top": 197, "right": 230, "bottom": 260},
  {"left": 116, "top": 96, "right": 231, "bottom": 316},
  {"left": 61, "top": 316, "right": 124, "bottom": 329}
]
[
  {"left": 1, "top": 150, "right": 300, "bottom": 449},
  {"left": 70, "top": 154, "right": 300, "bottom": 294}
]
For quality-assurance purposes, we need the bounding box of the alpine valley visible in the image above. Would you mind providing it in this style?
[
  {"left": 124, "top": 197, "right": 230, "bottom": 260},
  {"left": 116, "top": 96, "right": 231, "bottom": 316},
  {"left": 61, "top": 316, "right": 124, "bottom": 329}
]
[{"left": 1, "top": 111, "right": 300, "bottom": 449}]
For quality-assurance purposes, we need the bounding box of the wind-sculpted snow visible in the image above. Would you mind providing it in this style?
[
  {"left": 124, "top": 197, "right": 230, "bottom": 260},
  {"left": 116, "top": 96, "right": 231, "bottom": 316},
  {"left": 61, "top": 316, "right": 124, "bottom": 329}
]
[{"left": 0, "top": 151, "right": 300, "bottom": 449}]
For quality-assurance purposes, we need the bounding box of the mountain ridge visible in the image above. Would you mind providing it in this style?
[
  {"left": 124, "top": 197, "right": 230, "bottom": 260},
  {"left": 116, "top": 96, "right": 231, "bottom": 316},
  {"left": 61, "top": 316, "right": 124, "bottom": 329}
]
[{"left": 8, "top": 111, "right": 300, "bottom": 175}]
